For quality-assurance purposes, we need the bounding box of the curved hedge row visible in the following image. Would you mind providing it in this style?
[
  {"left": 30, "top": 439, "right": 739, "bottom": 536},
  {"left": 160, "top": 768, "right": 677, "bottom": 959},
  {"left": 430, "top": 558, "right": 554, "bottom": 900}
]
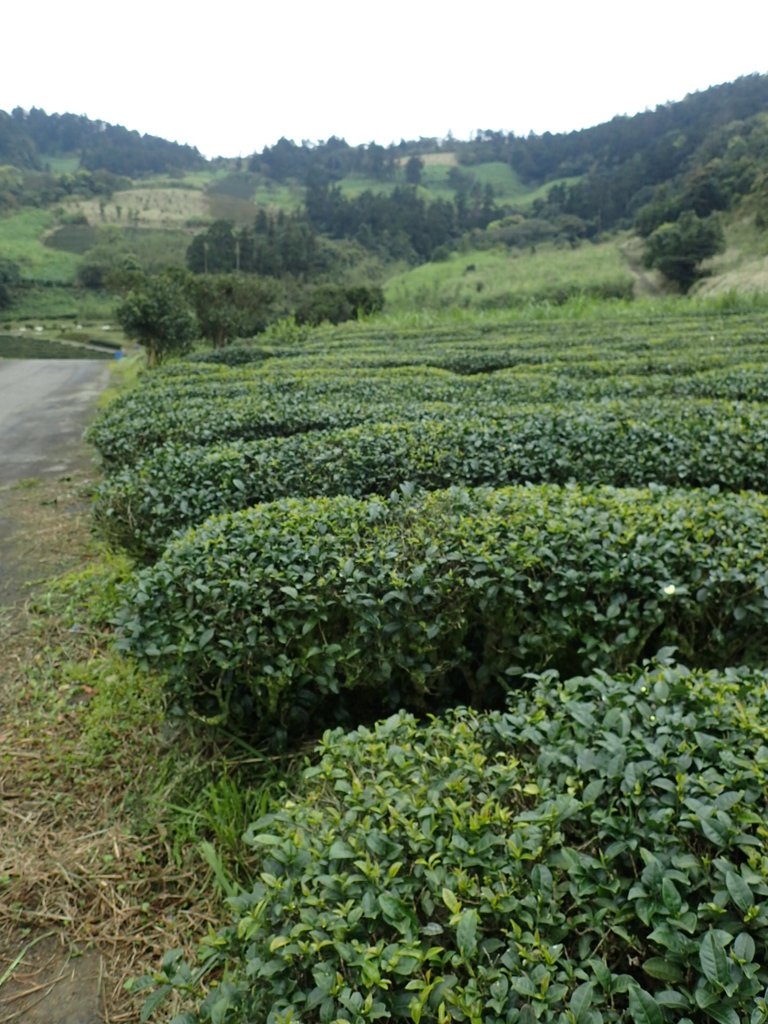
[
  {"left": 88, "top": 362, "right": 768, "bottom": 470},
  {"left": 175, "top": 310, "right": 768, "bottom": 372},
  {"left": 144, "top": 665, "right": 768, "bottom": 1023},
  {"left": 86, "top": 368, "right": 464, "bottom": 469},
  {"left": 96, "top": 400, "right": 768, "bottom": 560},
  {"left": 116, "top": 484, "right": 768, "bottom": 737}
]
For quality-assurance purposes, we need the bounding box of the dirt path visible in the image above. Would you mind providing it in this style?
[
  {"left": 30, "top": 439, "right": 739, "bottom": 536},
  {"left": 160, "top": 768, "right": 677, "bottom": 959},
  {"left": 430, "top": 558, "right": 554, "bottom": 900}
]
[
  {"left": 0, "top": 359, "right": 111, "bottom": 1023},
  {"left": 618, "top": 237, "right": 664, "bottom": 297}
]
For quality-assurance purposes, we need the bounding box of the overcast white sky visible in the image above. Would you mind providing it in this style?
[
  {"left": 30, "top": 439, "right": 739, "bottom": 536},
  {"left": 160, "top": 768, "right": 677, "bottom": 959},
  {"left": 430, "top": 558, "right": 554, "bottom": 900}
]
[{"left": 4, "top": 0, "right": 767, "bottom": 159}]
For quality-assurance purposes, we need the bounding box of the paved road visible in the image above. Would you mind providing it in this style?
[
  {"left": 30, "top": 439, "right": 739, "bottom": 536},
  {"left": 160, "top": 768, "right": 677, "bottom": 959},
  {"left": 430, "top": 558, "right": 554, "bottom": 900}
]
[{"left": 0, "top": 359, "right": 111, "bottom": 484}]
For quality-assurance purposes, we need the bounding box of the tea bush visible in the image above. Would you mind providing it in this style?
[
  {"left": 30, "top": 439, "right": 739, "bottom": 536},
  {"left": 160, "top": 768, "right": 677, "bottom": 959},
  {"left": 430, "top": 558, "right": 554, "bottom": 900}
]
[
  {"left": 86, "top": 366, "right": 466, "bottom": 469},
  {"left": 95, "top": 400, "right": 768, "bottom": 560},
  {"left": 141, "top": 664, "right": 768, "bottom": 1023},
  {"left": 116, "top": 484, "right": 768, "bottom": 737},
  {"left": 87, "top": 343, "right": 768, "bottom": 470}
]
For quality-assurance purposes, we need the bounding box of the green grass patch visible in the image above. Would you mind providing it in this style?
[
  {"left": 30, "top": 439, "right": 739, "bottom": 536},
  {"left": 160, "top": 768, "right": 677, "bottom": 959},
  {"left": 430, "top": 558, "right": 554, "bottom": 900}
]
[
  {"left": 384, "top": 239, "right": 634, "bottom": 312},
  {"left": 337, "top": 174, "right": 398, "bottom": 199},
  {"left": 249, "top": 178, "right": 304, "bottom": 211},
  {"left": 512, "top": 173, "right": 584, "bottom": 209},
  {"left": 42, "top": 154, "right": 81, "bottom": 173},
  {"left": 0, "top": 285, "right": 116, "bottom": 321},
  {"left": 0, "top": 208, "right": 80, "bottom": 281},
  {"left": 45, "top": 223, "right": 103, "bottom": 254},
  {"left": 0, "top": 333, "right": 113, "bottom": 359},
  {"left": 118, "top": 226, "right": 191, "bottom": 269},
  {"left": 465, "top": 160, "right": 533, "bottom": 202}
]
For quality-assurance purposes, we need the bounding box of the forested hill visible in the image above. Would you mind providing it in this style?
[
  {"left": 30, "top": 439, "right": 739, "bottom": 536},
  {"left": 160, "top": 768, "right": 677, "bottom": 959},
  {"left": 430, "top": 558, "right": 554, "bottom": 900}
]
[
  {"left": 495, "top": 73, "right": 768, "bottom": 233},
  {"left": 2, "top": 74, "right": 767, "bottom": 305},
  {"left": 243, "top": 74, "right": 768, "bottom": 238},
  {"left": 4, "top": 74, "right": 768, "bottom": 192},
  {"left": 466, "top": 74, "right": 768, "bottom": 183},
  {"left": 0, "top": 107, "right": 206, "bottom": 176}
]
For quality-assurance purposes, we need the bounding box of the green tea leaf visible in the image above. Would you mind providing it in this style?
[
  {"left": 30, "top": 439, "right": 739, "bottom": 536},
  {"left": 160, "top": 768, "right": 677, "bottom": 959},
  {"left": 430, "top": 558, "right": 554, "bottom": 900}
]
[
  {"left": 628, "top": 985, "right": 664, "bottom": 1024},
  {"left": 441, "top": 887, "right": 460, "bottom": 914},
  {"left": 699, "top": 930, "right": 730, "bottom": 986},
  {"left": 328, "top": 839, "right": 356, "bottom": 859},
  {"left": 569, "top": 981, "right": 595, "bottom": 1022},
  {"left": 643, "top": 957, "right": 684, "bottom": 983},
  {"left": 732, "top": 932, "right": 756, "bottom": 964},
  {"left": 725, "top": 871, "right": 753, "bottom": 913},
  {"left": 704, "top": 1007, "right": 740, "bottom": 1024},
  {"left": 661, "top": 877, "right": 683, "bottom": 914},
  {"left": 456, "top": 908, "right": 478, "bottom": 959}
]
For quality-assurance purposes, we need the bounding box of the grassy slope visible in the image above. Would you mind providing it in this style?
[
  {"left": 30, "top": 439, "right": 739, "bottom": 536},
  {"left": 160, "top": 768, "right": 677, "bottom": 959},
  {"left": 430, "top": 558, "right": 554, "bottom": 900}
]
[
  {"left": 1, "top": 209, "right": 81, "bottom": 280},
  {"left": 384, "top": 236, "right": 635, "bottom": 311},
  {"left": 693, "top": 213, "right": 768, "bottom": 296}
]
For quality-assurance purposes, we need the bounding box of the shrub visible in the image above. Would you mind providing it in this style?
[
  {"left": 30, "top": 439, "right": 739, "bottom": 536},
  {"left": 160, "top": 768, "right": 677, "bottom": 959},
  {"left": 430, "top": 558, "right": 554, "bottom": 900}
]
[
  {"left": 116, "top": 274, "right": 198, "bottom": 367},
  {"left": 642, "top": 212, "right": 726, "bottom": 292},
  {"left": 86, "top": 354, "right": 768, "bottom": 472},
  {"left": 94, "top": 400, "right": 768, "bottom": 561},
  {"left": 116, "top": 484, "right": 768, "bottom": 738},
  {"left": 294, "top": 284, "right": 384, "bottom": 326},
  {"left": 140, "top": 663, "right": 768, "bottom": 1023}
]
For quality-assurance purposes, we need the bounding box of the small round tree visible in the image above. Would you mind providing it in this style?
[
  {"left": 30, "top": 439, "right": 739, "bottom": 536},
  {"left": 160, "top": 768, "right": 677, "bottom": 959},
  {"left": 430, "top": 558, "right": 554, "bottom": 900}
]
[
  {"left": 642, "top": 211, "right": 725, "bottom": 292},
  {"left": 116, "top": 274, "right": 198, "bottom": 366}
]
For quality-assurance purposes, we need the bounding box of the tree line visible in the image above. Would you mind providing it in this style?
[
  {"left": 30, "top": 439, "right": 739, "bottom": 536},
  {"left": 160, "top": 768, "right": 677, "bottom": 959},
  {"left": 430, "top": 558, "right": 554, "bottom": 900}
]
[{"left": 2, "top": 107, "right": 206, "bottom": 177}]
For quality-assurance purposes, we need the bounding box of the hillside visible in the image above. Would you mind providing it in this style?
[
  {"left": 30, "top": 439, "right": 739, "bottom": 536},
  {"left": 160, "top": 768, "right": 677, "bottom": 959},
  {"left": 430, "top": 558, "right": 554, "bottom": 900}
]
[{"left": 1, "top": 74, "right": 767, "bottom": 329}]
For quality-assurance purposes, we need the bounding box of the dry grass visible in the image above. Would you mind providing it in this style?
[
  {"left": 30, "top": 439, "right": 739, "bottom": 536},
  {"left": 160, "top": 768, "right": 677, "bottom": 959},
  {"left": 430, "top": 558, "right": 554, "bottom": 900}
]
[
  {"left": 396, "top": 151, "right": 458, "bottom": 167},
  {"left": 66, "top": 187, "right": 211, "bottom": 229},
  {"left": 0, "top": 475, "right": 221, "bottom": 1023}
]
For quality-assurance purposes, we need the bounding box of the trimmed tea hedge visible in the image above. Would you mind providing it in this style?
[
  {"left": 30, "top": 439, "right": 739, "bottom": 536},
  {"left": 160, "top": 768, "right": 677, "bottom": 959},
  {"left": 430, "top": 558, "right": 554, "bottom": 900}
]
[
  {"left": 116, "top": 484, "right": 768, "bottom": 736},
  {"left": 142, "top": 664, "right": 768, "bottom": 1023},
  {"left": 95, "top": 400, "right": 768, "bottom": 560},
  {"left": 86, "top": 367, "right": 466, "bottom": 469},
  {"left": 88, "top": 355, "right": 768, "bottom": 470}
]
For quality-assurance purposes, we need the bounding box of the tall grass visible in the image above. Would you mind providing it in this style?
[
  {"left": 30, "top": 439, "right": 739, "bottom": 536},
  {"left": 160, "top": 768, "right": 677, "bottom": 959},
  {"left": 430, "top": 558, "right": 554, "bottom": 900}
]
[
  {"left": 463, "top": 161, "right": 532, "bottom": 203},
  {"left": 384, "top": 239, "right": 634, "bottom": 313},
  {"left": 368, "top": 288, "right": 768, "bottom": 332}
]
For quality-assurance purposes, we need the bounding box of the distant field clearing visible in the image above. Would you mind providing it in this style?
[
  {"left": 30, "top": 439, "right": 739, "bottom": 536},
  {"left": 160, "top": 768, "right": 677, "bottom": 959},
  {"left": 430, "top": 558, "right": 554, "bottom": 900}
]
[
  {"left": 68, "top": 188, "right": 211, "bottom": 227},
  {"left": 397, "top": 152, "right": 458, "bottom": 167}
]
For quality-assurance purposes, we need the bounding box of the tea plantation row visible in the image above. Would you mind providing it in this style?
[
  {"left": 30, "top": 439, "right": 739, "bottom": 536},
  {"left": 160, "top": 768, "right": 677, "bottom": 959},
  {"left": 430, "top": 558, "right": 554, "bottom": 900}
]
[
  {"left": 118, "top": 483, "right": 768, "bottom": 740},
  {"left": 95, "top": 399, "right": 768, "bottom": 560},
  {"left": 146, "top": 665, "right": 768, "bottom": 1023},
  {"left": 89, "top": 363, "right": 768, "bottom": 469}
]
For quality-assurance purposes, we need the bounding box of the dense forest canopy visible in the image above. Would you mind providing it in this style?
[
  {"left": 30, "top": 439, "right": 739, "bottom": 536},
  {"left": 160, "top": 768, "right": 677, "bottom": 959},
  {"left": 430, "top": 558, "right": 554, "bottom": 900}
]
[{"left": 1, "top": 106, "right": 206, "bottom": 176}]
